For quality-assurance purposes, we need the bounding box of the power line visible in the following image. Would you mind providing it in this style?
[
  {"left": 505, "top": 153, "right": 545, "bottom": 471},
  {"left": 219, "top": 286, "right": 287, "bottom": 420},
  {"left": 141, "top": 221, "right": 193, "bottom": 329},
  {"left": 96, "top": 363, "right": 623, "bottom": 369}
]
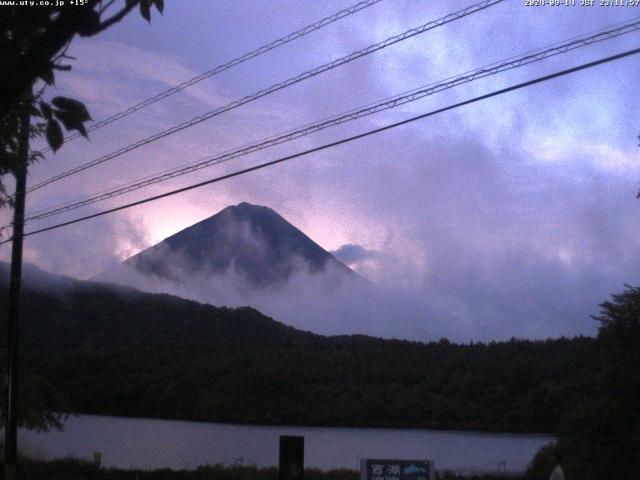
[
  {"left": 3, "top": 45, "right": 638, "bottom": 246},
  {"left": 20, "top": 17, "right": 640, "bottom": 223},
  {"left": 36, "top": 0, "right": 385, "bottom": 154},
  {"left": 26, "top": 0, "right": 504, "bottom": 193},
  {"left": 27, "top": 14, "right": 640, "bottom": 219}
]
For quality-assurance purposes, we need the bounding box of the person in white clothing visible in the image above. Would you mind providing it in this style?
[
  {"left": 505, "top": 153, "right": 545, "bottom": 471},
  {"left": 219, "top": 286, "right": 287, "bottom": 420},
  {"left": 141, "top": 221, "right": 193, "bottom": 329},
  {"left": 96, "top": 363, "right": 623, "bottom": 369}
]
[{"left": 549, "top": 451, "right": 566, "bottom": 480}]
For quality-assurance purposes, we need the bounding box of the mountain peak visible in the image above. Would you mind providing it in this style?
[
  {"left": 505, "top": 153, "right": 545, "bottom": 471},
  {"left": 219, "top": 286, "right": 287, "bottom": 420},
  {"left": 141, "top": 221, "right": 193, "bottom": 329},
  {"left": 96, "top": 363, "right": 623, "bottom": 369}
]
[
  {"left": 100, "top": 203, "right": 358, "bottom": 289},
  {"left": 225, "top": 201, "right": 269, "bottom": 213},
  {"left": 218, "top": 202, "right": 280, "bottom": 222},
  {"left": 234, "top": 201, "right": 261, "bottom": 209}
]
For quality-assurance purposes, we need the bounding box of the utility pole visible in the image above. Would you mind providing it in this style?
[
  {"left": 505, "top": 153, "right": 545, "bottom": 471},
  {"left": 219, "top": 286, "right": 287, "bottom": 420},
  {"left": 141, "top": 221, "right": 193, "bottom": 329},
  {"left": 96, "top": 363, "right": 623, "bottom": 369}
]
[{"left": 4, "top": 96, "right": 31, "bottom": 480}]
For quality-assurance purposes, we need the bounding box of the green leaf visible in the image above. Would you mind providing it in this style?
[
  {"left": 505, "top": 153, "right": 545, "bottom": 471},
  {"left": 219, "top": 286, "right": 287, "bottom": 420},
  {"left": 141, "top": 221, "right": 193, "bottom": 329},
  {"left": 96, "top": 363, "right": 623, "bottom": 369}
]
[
  {"left": 76, "top": 122, "right": 88, "bottom": 138},
  {"left": 46, "top": 119, "right": 63, "bottom": 152},
  {"left": 53, "top": 110, "right": 89, "bottom": 138},
  {"left": 2, "top": 153, "right": 18, "bottom": 171},
  {"left": 140, "top": 0, "right": 151, "bottom": 22},
  {"left": 40, "top": 68, "right": 55, "bottom": 86},
  {"left": 40, "top": 101, "right": 52, "bottom": 120},
  {"left": 153, "top": 0, "right": 164, "bottom": 14},
  {"left": 77, "top": 10, "right": 101, "bottom": 37},
  {"left": 51, "top": 97, "right": 91, "bottom": 122},
  {"left": 29, "top": 151, "right": 45, "bottom": 162}
]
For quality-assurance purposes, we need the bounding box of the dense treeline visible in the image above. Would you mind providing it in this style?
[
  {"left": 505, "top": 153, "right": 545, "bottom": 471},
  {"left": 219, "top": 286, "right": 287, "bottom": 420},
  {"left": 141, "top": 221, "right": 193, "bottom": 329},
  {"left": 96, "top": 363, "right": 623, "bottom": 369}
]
[
  {"left": 0, "top": 275, "right": 599, "bottom": 434},
  {"left": 29, "top": 335, "right": 597, "bottom": 432},
  {"left": 525, "top": 286, "right": 640, "bottom": 480}
]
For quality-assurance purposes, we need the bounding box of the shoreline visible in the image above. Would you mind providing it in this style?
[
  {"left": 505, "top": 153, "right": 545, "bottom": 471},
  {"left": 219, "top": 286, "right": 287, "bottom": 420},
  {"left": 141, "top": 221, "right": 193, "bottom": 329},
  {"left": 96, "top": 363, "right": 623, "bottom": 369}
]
[{"left": 51, "top": 411, "right": 557, "bottom": 437}]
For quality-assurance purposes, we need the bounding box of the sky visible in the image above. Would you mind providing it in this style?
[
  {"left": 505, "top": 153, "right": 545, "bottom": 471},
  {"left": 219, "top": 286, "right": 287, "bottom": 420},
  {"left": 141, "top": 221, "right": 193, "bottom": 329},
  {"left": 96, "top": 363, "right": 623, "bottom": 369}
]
[{"left": 2, "top": 0, "right": 640, "bottom": 342}]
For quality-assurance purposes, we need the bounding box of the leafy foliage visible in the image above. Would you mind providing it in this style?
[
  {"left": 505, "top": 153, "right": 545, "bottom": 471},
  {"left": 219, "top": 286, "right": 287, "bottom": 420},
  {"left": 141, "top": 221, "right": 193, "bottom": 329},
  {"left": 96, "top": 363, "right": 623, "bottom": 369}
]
[
  {"left": 0, "top": 368, "right": 68, "bottom": 432},
  {"left": 525, "top": 286, "right": 640, "bottom": 479},
  {"left": 542, "top": 286, "right": 640, "bottom": 480},
  {"left": 523, "top": 443, "right": 559, "bottom": 480},
  {"left": 46, "top": 96, "right": 93, "bottom": 143},
  {"left": 0, "top": 456, "right": 526, "bottom": 480},
  {"left": 0, "top": 0, "right": 163, "bottom": 208},
  {"left": 0, "top": 456, "right": 529, "bottom": 480},
  {"left": 0, "top": 457, "right": 357, "bottom": 480}
]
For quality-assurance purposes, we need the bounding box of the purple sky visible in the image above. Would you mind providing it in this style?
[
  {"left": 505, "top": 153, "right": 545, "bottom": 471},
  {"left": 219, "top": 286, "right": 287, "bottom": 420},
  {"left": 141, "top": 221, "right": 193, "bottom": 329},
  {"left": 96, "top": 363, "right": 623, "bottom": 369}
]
[{"left": 3, "top": 0, "right": 640, "bottom": 341}]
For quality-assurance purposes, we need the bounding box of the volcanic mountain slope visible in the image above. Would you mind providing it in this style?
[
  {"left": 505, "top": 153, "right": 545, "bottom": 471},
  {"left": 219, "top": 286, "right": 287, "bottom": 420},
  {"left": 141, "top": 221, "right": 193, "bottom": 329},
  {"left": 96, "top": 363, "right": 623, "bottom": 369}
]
[{"left": 96, "top": 202, "right": 362, "bottom": 290}]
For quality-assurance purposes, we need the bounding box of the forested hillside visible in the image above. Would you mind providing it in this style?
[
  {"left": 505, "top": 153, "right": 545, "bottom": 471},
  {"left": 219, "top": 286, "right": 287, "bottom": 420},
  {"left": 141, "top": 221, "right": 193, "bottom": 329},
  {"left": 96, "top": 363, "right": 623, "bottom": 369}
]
[{"left": 0, "top": 274, "right": 599, "bottom": 433}]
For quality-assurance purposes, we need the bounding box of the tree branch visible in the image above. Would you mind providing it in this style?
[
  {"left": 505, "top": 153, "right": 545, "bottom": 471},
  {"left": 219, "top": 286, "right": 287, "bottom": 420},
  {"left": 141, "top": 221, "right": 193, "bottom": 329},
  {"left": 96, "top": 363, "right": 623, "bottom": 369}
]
[
  {"left": 99, "top": 0, "right": 118, "bottom": 15},
  {"left": 0, "top": 0, "right": 143, "bottom": 116},
  {"left": 94, "top": 0, "right": 140, "bottom": 33},
  {"left": 0, "top": 1, "right": 101, "bottom": 112}
]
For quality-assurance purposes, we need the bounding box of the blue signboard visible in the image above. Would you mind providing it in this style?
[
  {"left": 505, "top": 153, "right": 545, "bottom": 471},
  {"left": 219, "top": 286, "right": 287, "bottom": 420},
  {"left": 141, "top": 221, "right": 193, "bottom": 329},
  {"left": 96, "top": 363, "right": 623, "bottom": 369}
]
[{"left": 360, "top": 459, "right": 435, "bottom": 480}]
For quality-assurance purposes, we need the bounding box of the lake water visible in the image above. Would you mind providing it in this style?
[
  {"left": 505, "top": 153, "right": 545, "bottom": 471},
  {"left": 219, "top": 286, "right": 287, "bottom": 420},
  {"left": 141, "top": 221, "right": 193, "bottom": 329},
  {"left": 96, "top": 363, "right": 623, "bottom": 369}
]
[{"left": 19, "top": 415, "right": 554, "bottom": 474}]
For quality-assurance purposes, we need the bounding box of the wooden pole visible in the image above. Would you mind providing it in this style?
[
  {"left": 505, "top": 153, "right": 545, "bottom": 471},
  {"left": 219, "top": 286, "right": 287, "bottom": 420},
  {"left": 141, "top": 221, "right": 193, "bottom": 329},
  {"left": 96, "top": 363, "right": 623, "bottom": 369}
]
[{"left": 4, "top": 97, "right": 30, "bottom": 480}]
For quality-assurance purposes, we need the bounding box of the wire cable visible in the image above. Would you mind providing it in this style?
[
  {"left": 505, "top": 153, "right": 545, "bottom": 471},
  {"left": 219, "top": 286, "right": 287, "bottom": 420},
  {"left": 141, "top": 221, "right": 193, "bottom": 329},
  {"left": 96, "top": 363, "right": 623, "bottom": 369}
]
[
  {"left": 36, "top": 0, "right": 385, "bottom": 154},
  {"left": 26, "top": 0, "right": 504, "bottom": 193},
  {"left": 3, "top": 45, "right": 637, "bottom": 245},
  {"left": 21, "top": 17, "right": 640, "bottom": 222},
  {"left": 28, "top": 14, "right": 640, "bottom": 219}
]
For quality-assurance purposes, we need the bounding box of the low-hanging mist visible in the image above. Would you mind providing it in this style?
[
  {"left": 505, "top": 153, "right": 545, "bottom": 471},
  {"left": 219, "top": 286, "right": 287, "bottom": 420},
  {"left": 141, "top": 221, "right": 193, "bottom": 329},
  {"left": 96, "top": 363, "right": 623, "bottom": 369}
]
[
  {"left": 94, "top": 202, "right": 441, "bottom": 340},
  {"left": 91, "top": 201, "right": 592, "bottom": 342}
]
